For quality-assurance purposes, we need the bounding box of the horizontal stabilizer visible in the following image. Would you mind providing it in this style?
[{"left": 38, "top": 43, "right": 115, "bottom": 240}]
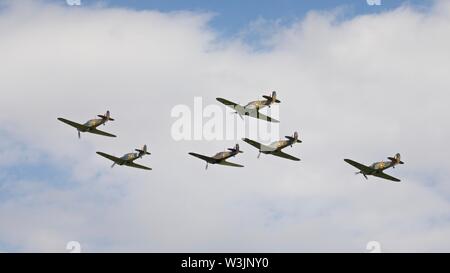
[
  {"left": 98, "top": 115, "right": 115, "bottom": 121},
  {"left": 285, "top": 136, "right": 302, "bottom": 143},
  {"left": 263, "top": 95, "right": 281, "bottom": 103},
  {"left": 136, "top": 149, "right": 151, "bottom": 155},
  {"left": 98, "top": 110, "right": 115, "bottom": 121},
  {"left": 388, "top": 157, "right": 404, "bottom": 164}
]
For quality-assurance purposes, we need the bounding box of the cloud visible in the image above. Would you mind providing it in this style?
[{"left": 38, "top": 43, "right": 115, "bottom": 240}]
[{"left": 0, "top": 0, "right": 449, "bottom": 252}]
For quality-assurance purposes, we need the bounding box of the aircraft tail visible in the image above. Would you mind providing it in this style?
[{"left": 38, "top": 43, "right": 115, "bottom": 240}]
[
  {"left": 228, "top": 143, "right": 244, "bottom": 153},
  {"left": 388, "top": 153, "right": 404, "bottom": 165},
  {"left": 285, "top": 131, "right": 302, "bottom": 143},
  {"left": 98, "top": 110, "right": 115, "bottom": 122},
  {"left": 263, "top": 91, "right": 281, "bottom": 103},
  {"left": 135, "top": 145, "right": 151, "bottom": 157}
]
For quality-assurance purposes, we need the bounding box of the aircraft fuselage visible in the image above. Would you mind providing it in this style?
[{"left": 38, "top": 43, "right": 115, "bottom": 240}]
[
  {"left": 369, "top": 161, "right": 396, "bottom": 172},
  {"left": 81, "top": 118, "right": 106, "bottom": 131},
  {"left": 117, "top": 152, "right": 140, "bottom": 165},
  {"left": 212, "top": 150, "right": 238, "bottom": 162},
  {"left": 244, "top": 99, "right": 274, "bottom": 111},
  {"left": 261, "top": 139, "right": 297, "bottom": 153},
  {"left": 357, "top": 161, "right": 398, "bottom": 176}
]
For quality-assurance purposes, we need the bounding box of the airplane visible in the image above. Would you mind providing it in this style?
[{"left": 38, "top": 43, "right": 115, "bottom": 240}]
[
  {"left": 216, "top": 91, "right": 281, "bottom": 123},
  {"left": 242, "top": 131, "right": 302, "bottom": 161},
  {"left": 189, "top": 144, "right": 244, "bottom": 170},
  {"left": 96, "top": 145, "right": 152, "bottom": 170},
  {"left": 344, "top": 153, "right": 404, "bottom": 182},
  {"left": 58, "top": 111, "right": 116, "bottom": 139}
]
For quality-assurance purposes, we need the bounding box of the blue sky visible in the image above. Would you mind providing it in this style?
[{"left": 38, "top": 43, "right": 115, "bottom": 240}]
[{"left": 70, "top": 0, "right": 433, "bottom": 36}]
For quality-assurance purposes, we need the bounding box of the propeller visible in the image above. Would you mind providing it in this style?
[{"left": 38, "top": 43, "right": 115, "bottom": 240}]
[
  {"left": 355, "top": 171, "right": 368, "bottom": 180},
  {"left": 230, "top": 101, "right": 244, "bottom": 120},
  {"left": 258, "top": 151, "right": 261, "bottom": 159},
  {"left": 111, "top": 162, "right": 116, "bottom": 168},
  {"left": 235, "top": 112, "right": 244, "bottom": 120},
  {"left": 232, "top": 107, "right": 243, "bottom": 120},
  {"left": 205, "top": 162, "right": 209, "bottom": 170},
  {"left": 78, "top": 130, "right": 81, "bottom": 139}
]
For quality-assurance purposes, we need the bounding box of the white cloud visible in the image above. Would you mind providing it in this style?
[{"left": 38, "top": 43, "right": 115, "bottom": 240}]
[{"left": 0, "top": 0, "right": 449, "bottom": 252}]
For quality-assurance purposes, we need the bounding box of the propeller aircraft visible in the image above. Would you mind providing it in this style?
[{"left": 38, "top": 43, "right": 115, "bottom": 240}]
[
  {"left": 216, "top": 91, "right": 281, "bottom": 123},
  {"left": 58, "top": 111, "right": 116, "bottom": 139},
  {"left": 97, "top": 145, "right": 152, "bottom": 170},
  {"left": 189, "top": 144, "right": 244, "bottom": 170},
  {"left": 242, "top": 131, "right": 302, "bottom": 161},
  {"left": 344, "top": 153, "right": 404, "bottom": 182}
]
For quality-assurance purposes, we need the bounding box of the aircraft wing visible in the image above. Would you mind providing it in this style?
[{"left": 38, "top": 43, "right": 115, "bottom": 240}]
[
  {"left": 188, "top": 152, "right": 217, "bottom": 164},
  {"left": 373, "top": 172, "right": 401, "bottom": 182},
  {"left": 126, "top": 162, "right": 152, "bottom": 170},
  {"left": 344, "top": 159, "right": 373, "bottom": 173},
  {"left": 242, "top": 138, "right": 274, "bottom": 152},
  {"left": 247, "top": 110, "right": 280, "bottom": 123},
  {"left": 57, "top": 118, "right": 88, "bottom": 131},
  {"left": 96, "top": 152, "right": 125, "bottom": 164},
  {"left": 89, "top": 128, "right": 117, "bottom": 138},
  {"left": 218, "top": 160, "right": 244, "bottom": 168},
  {"left": 271, "top": 150, "right": 300, "bottom": 161},
  {"left": 216, "top": 98, "right": 244, "bottom": 112}
]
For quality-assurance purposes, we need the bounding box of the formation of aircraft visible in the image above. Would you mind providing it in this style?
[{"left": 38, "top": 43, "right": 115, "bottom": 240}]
[
  {"left": 217, "top": 91, "right": 280, "bottom": 123},
  {"left": 242, "top": 131, "right": 302, "bottom": 161},
  {"left": 58, "top": 111, "right": 116, "bottom": 139},
  {"left": 58, "top": 92, "right": 405, "bottom": 180},
  {"left": 58, "top": 111, "right": 151, "bottom": 170},
  {"left": 344, "top": 153, "right": 404, "bottom": 182},
  {"left": 189, "top": 144, "right": 244, "bottom": 170},
  {"left": 97, "top": 145, "right": 152, "bottom": 170}
]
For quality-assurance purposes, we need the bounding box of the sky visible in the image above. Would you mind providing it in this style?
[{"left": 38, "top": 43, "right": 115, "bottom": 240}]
[
  {"left": 0, "top": 0, "right": 449, "bottom": 252},
  {"left": 89, "top": 0, "right": 433, "bottom": 35}
]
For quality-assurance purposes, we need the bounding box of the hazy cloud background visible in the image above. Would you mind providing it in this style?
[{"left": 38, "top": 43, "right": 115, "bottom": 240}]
[{"left": 0, "top": 0, "right": 449, "bottom": 252}]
